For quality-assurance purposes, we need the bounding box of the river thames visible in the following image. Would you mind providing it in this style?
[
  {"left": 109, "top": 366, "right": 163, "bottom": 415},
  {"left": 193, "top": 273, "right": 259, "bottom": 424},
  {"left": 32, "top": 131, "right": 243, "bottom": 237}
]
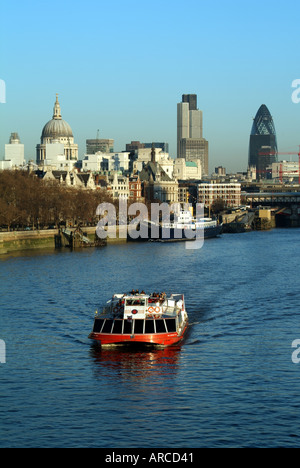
[{"left": 0, "top": 229, "right": 300, "bottom": 448}]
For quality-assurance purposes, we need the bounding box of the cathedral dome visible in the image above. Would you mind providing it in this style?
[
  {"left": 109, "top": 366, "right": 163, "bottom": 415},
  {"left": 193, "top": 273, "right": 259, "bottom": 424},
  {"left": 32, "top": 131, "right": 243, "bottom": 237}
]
[
  {"left": 41, "top": 118, "right": 73, "bottom": 139},
  {"left": 41, "top": 94, "right": 73, "bottom": 141}
]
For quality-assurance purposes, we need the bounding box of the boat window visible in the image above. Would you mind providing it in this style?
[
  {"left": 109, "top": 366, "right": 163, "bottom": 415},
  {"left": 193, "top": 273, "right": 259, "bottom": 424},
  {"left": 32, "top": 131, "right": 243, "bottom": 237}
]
[
  {"left": 102, "top": 319, "right": 114, "bottom": 333},
  {"left": 93, "top": 319, "right": 104, "bottom": 333},
  {"left": 145, "top": 319, "right": 155, "bottom": 334},
  {"left": 123, "top": 320, "right": 133, "bottom": 334},
  {"left": 155, "top": 320, "right": 167, "bottom": 333},
  {"left": 126, "top": 299, "right": 145, "bottom": 306},
  {"left": 134, "top": 320, "right": 144, "bottom": 334},
  {"left": 112, "top": 320, "right": 123, "bottom": 334},
  {"left": 166, "top": 319, "right": 177, "bottom": 333}
]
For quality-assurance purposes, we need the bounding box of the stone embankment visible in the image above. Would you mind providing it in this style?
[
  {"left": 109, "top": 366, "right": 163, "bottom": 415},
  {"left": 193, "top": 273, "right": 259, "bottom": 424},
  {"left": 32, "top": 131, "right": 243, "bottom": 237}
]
[
  {"left": 0, "top": 229, "right": 57, "bottom": 255},
  {"left": 0, "top": 226, "right": 127, "bottom": 255}
]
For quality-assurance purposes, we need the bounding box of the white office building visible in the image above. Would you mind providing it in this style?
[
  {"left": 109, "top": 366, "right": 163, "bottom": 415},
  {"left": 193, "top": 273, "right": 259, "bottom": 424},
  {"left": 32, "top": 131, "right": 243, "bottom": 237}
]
[
  {"left": 174, "top": 158, "right": 202, "bottom": 180},
  {"left": 82, "top": 152, "right": 130, "bottom": 173},
  {"left": 0, "top": 133, "right": 26, "bottom": 169},
  {"left": 198, "top": 183, "right": 241, "bottom": 208},
  {"left": 269, "top": 161, "right": 300, "bottom": 181}
]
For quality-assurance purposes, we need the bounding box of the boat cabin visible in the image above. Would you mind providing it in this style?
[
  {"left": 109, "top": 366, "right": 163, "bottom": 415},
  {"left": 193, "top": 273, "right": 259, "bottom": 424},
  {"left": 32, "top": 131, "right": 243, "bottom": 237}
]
[
  {"left": 108, "top": 293, "right": 184, "bottom": 319},
  {"left": 92, "top": 292, "right": 187, "bottom": 337}
]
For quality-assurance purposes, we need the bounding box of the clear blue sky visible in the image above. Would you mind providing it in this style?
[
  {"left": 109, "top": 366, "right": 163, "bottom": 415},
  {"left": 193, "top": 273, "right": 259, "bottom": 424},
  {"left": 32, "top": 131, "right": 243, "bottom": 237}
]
[{"left": 1, "top": 0, "right": 300, "bottom": 172}]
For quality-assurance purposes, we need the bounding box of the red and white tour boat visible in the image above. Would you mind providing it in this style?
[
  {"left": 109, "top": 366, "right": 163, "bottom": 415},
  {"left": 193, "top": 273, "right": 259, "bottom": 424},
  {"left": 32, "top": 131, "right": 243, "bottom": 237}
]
[{"left": 88, "top": 291, "right": 189, "bottom": 347}]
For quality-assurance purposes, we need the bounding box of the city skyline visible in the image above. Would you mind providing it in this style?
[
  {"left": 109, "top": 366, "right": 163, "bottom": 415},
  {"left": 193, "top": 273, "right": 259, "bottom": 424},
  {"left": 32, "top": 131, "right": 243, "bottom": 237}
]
[{"left": 1, "top": 0, "right": 300, "bottom": 173}]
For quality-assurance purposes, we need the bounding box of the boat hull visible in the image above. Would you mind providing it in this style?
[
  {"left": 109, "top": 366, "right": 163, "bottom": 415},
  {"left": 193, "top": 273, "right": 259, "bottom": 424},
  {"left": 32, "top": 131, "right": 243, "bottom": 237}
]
[
  {"left": 89, "top": 323, "right": 188, "bottom": 348},
  {"left": 162, "top": 224, "right": 222, "bottom": 241},
  {"left": 127, "top": 223, "right": 222, "bottom": 242}
]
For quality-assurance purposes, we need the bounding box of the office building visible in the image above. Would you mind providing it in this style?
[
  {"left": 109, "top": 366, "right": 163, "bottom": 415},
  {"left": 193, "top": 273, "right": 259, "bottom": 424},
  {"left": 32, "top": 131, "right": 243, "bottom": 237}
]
[
  {"left": 248, "top": 104, "right": 278, "bottom": 179},
  {"left": 86, "top": 138, "right": 114, "bottom": 154},
  {"left": 174, "top": 158, "right": 202, "bottom": 180},
  {"left": 182, "top": 94, "right": 197, "bottom": 111},
  {"left": 82, "top": 152, "right": 130, "bottom": 173},
  {"left": 126, "top": 141, "right": 169, "bottom": 153},
  {"left": 177, "top": 94, "right": 209, "bottom": 175},
  {"left": 0, "top": 133, "right": 25, "bottom": 169},
  {"left": 269, "top": 161, "right": 300, "bottom": 181},
  {"left": 215, "top": 166, "right": 226, "bottom": 176},
  {"left": 198, "top": 183, "right": 241, "bottom": 208},
  {"left": 126, "top": 141, "right": 145, "bottom": 152},
  {"left": 5, "top": 133, "right": 25, "bottom": 165}
]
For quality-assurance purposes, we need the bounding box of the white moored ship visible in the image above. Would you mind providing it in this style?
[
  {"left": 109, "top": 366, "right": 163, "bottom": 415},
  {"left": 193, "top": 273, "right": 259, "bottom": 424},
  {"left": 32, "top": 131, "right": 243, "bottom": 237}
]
[{"left": 128, "top": 209, "right": 222, "bottom": 242}]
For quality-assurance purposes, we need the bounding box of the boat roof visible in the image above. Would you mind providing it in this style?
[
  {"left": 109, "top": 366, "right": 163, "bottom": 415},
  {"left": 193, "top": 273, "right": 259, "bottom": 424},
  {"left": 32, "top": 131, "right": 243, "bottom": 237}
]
[{"left": 111, "top": 292, "right": 182, "bottom": 300}]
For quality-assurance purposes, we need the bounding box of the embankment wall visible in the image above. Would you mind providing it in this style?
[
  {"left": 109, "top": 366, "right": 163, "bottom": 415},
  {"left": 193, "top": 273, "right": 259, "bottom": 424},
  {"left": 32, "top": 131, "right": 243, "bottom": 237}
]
[{"left": 0, "top": 226, "right": 127, "bottom": 255}]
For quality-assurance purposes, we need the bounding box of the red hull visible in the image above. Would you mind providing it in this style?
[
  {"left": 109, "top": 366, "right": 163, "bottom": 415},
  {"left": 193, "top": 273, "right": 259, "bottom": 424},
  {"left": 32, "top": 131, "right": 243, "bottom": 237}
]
[{"left": 89, "top": 324, "right": 188, "bottom": 347}]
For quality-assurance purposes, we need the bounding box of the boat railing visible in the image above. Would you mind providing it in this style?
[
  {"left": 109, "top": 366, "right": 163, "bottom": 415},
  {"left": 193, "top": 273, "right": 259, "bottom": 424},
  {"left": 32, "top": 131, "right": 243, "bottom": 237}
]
[
  {"left": 97, "top": 306, "right": 111, "bottom": 316},
  {"left": 162, "top": 306, "right": 181, "bottom": 316}
]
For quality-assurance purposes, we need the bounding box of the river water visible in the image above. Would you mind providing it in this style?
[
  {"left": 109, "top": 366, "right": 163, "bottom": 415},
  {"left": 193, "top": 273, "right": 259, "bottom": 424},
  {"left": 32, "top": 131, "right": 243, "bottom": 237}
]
[{"left": 0, "top": 229, "right": 300, "bottom": 448}]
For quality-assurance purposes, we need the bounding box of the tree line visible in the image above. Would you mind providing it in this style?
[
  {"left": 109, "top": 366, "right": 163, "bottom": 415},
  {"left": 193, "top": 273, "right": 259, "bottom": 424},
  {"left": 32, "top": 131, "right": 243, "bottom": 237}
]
[{"left": 0, "top": 170, "right": 115, "bottom": 231}]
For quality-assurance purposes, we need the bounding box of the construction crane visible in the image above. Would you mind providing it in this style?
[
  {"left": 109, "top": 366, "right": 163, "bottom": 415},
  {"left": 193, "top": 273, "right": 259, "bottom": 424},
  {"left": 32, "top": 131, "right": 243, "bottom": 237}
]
[{"left": 258, "top": 146, "right": 300, "bottom": 184}]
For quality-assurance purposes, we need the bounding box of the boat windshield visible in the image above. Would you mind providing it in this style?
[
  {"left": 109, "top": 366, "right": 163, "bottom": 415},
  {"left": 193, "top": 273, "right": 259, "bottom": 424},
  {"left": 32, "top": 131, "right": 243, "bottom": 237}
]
[{"left": 125, "top": 298, "right": 146, "bottom": 306}]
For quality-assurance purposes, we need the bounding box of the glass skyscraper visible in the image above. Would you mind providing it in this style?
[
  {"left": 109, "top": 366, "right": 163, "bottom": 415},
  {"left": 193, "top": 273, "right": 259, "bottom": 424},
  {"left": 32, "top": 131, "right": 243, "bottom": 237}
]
[{"left": 248, "top": 104, "right": 278, "bottom": 179}]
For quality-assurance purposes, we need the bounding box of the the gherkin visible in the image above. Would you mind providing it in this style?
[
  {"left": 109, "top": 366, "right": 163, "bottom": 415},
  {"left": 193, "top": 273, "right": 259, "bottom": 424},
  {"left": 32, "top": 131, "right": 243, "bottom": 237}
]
[{"left": 248, "top": 104, "right": 278, "bottom": 179}]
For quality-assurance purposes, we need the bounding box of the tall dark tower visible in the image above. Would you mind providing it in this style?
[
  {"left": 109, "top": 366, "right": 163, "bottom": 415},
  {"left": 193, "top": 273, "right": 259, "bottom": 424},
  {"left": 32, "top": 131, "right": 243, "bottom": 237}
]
[
  {"left": 248, "top": 104, "right": 278, "bottom": 179},
  {"left": 182, "top": 94, "right": 197, "bottom": 111}
]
